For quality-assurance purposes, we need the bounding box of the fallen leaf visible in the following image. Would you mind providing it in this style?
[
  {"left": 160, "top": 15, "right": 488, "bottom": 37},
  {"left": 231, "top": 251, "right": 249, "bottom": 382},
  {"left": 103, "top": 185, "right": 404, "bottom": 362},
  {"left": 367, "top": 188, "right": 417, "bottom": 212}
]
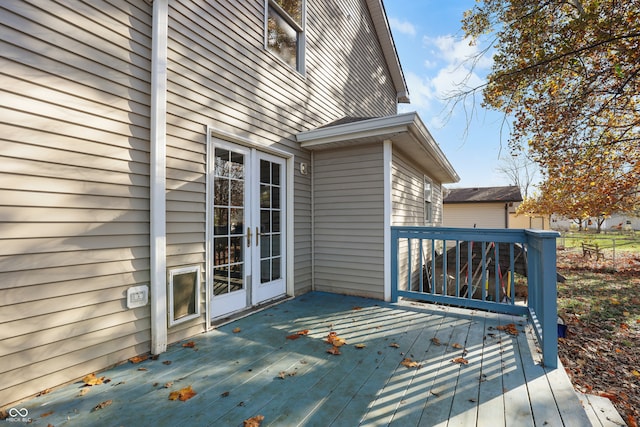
[
  {"left": 233, "top": 327, "right": 242, "bottom": 333},
  {"left": 452, "top": 357, "right": 469, "bottom": 365},
  {"left": 244, "top": 415, "right": 265, "bottom": 427},
  {"left": 390, "top": 343, "right": 400, "bottom": 348},
  {"left": 431, "top": 337, "right": 441, "bottom": 346},
  {"left": 40, "top": 411, "right": 54, "bottom": 417},
  {"left": 352, "top": 306, "right": 362, "bottom": 310},
  {"left": 326, "top": 332, "right": 346, "bottom": 347},
  {"left": 82, "top": 373, "right": 105, "bottom": 386},
  {"left": 77, "top": 388, "right": 90, "bottom": 397},
  {"left": 497, "top": 324, "right": 519, "bottom": 336},
  {"left": 451, "top": 343, "right": 463, "bottom": 349},
  {"left": 297, "top": 329, "right": 310, "bottom": 335},
  {"left": 286, "top": 334, "right": 302, "bottom": 340},
  {"left": 163, "top": 360, "right": 172, "bottom": 365},
  {"left": 326, "top": 346, "right": 341, "bottom": 355},
  {"left": 129, "top": 354, "right": 148, "bottom": 364},
  {"left": 169, "top": 385, "right": 197, "bottom": 401},
  {"left": 631, "top": 369, "right": 640, "bottom": 377},
  {"left": 138, "top": 368, "right": 148, "bottom": 371},
  {"left": 92, "top": 400, "right": 112, "bottom": 411},
  {"left": 354, "top": 343, "right": 366, "bottom": 349},
  {"left": 401, "top": 358, "right": 421, "bottom": 369},
  {"left": 36, "top": 388, "right": 52, "bottom": 397},
  {"left": 182, "top": 341, "right": 196, "bottom": 348},
  {"left": 221, "top": 391, "right": 230, "bottom": 397},
  {"left": 278, "top": 371, "right": 297, "bottom": 379},
  {"left": 164, "top": 382, "right": 173, "bottom": 388}
]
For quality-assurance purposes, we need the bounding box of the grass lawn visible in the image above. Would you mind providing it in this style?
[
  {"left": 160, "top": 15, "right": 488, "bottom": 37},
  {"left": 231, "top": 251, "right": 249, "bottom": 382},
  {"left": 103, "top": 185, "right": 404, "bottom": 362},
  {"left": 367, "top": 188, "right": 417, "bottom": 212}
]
[{"left": 556, "top": 249, "right": 640, "bottom": 426}]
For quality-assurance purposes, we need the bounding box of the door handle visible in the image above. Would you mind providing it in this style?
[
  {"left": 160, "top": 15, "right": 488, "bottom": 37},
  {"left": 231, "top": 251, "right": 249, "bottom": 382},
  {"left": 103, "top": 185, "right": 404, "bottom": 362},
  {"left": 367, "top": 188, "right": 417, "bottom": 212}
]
[
  {"left": 256, "top": 227, "right": 260, "bottom": 246},
  {"left": 247, "top": 227, "right": 252, "bottom": 248}
]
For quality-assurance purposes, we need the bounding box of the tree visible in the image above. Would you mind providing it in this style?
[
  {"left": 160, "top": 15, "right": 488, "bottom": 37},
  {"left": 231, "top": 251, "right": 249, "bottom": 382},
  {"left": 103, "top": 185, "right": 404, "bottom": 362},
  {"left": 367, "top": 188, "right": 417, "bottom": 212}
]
[
  {"left": 461, "top": 0, "right": 640, "bottom": 223},
  {"left": 496, "top": 151, "right": 538, "bottom": 198}
]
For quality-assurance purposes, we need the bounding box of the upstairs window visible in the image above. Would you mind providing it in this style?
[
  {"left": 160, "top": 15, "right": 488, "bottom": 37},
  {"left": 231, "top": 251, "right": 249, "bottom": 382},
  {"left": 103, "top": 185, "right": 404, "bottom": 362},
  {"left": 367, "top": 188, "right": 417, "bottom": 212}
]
[
  {"left": 266, "top": 0, "right": 305, "bottom": 72},
  {"left": 424, "top": 177, "right": 433, "bottom": 224}
]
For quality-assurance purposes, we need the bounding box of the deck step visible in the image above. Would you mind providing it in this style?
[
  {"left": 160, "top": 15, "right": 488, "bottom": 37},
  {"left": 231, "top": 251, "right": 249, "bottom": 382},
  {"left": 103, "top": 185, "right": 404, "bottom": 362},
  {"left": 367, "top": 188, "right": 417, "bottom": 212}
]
[{"left": 576, "top": 392, "right": 626, "bottom": 427}]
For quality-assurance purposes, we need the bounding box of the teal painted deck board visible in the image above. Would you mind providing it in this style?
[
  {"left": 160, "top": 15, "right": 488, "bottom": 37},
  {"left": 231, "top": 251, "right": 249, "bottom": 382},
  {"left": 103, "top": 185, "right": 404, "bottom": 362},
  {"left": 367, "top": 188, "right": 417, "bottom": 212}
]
[{"left": 12, "top": 292, "right": 587, "bottom": 426}]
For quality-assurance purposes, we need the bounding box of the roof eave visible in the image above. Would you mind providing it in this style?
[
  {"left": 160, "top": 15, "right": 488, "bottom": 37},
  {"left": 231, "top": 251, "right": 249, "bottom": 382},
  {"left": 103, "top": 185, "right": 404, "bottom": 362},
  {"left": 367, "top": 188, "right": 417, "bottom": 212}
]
[{"left": 366, "top": 0, "right": 410, "bottom": 104}]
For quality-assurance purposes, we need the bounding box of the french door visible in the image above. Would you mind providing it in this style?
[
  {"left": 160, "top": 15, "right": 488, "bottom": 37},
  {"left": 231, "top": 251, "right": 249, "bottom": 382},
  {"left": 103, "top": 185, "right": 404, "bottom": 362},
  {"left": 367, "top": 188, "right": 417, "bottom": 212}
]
[{"left": 210, "top": 140, "right": 286, "bottom": 319}]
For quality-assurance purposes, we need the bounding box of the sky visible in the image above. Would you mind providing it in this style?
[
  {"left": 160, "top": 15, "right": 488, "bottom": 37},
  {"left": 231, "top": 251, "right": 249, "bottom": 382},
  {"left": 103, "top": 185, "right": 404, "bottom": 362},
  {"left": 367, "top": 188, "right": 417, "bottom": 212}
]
[{"left": 384, "top": 1, "right": 515, "bottom": 189}]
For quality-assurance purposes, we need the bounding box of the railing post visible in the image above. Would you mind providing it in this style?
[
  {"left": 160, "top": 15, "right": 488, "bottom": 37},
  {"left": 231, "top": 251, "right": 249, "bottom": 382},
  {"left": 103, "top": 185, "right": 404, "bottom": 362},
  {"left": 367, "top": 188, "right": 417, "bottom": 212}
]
[{"left": 526, "top": 229, "right": 560, "bottom": 369}]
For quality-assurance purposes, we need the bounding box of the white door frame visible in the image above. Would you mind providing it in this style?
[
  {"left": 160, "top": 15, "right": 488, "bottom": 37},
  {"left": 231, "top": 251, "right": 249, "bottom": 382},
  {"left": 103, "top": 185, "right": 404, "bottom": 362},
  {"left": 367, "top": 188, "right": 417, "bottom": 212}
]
[{"left": 205, "top": 127, "right": 294, "bottom": 325}]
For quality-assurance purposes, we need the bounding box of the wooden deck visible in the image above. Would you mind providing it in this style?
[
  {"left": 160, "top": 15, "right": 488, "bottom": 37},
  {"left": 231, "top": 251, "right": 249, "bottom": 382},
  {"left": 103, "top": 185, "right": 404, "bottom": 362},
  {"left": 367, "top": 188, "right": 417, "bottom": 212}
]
[{"left": 11, "top": 292, "right": 592, "bottom": 426}]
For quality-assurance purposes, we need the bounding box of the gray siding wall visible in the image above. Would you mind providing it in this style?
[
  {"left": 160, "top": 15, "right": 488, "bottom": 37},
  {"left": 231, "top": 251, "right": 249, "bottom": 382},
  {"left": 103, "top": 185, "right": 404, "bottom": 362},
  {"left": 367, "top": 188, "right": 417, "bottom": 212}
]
[
  {"left": 391, "top": 150, "right": 444, "bottom": 291},
  {"left": 165, "top": 0, "right": 398, "bottom": 331},
  {"left": 313, "top": 144, "right": 385, "bottom": 299},
  {"left": 0, "top": 0, "right": 152, "bottom": 407}
]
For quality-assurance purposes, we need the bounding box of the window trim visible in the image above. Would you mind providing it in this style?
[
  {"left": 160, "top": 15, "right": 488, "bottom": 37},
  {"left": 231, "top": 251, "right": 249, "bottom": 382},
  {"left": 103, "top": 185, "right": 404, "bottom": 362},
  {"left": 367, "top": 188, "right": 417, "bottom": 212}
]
[
  {"left": 265, "top": 0, "right": 306, "bottom": 74},
  {"left": 424, "top": 176, "right": 433, "bottom": 224}
]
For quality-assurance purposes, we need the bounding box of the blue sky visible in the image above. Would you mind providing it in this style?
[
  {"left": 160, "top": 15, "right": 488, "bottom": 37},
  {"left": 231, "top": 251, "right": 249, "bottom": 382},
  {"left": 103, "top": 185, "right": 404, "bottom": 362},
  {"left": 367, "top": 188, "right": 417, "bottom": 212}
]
[{"left": 384, "top": 1, "right": 513, "bottom": 188}]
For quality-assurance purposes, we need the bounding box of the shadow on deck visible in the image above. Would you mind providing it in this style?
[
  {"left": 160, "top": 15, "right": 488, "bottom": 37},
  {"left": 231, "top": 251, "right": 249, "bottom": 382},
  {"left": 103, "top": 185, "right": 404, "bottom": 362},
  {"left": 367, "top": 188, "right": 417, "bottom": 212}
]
[{"left": 12, "top": 292, "right": 590, "bottom": 426}]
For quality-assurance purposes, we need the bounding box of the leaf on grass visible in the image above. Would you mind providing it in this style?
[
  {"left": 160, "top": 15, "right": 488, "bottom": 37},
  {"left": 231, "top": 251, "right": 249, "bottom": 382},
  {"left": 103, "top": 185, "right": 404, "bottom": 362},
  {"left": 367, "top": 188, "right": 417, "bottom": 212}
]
[
  {"left": 631, "top": 369, "right": 640, "bottom": 377},
  {"left": 497, "top": 323, "right": 519, "bottom": 336},
  {"left": 243, "top": 415, "right": 265, "bottom": 427},
  {"left": 452, "top": 357, "right": 469, "bottom": 365},
  {"left": 431, "top": 337, "right": 441, "bottom": 346},
  {"left": 389, "top": 343, "right": 400, "bottom": 348},
  {"left": 129, "top": 354, "right": 148, "bottom": 364},
  {"left": 92, "top": 400, "right": 112, "bottom": 412},
  {"left": 82, "top": 373, "right": 105, "bottom": 386},
  {"left": 451, "top": 343, "right": 463, "bottom": 349},
  {"left": 401, "top": 358, "right": 421, "bottom": 369},
  {"left": 233, "top": 327, "right": 242, "bottom": 333},
  {"left": 182, "top": 341, "right": 196, "bottom": 348},
  {"left": 326, "top": 346, "right": 341, "bottom": 355},
  {"left": 169, "top": 385, "right": 197, "bottom": 401},
  {"left": 354, "top": 343, "right": 366, "bottom": 349}
]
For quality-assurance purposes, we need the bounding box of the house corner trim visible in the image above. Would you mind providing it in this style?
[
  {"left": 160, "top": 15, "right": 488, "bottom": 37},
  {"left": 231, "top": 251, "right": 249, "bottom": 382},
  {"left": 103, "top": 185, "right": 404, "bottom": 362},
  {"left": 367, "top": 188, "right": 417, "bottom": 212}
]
[{"left": 150, "top": 0, "right": 169, "bottom": 354}]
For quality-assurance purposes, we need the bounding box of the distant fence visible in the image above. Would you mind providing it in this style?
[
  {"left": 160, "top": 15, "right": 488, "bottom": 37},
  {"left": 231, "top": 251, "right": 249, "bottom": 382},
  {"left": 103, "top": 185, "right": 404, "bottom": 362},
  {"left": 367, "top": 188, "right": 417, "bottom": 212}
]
[{"left": 557, "top": 232, "right": 640, "bottom": 271}]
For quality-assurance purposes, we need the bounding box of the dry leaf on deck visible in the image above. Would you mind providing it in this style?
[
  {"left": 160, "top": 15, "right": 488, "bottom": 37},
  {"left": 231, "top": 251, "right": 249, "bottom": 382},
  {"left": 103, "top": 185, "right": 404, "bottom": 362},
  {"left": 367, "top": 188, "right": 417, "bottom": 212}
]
[
  {"left": 401, "top": 358, "right": 421, "bottom": 369},
  {"left": 286, "top": 334, "right": 302, "bottom": 340},
  {"left": 355, "top": 343, "right": 366, "bottom": 349},
  {"left": 182, "top": 341, "right": 196, "bottom": 348},
  {"left": 431, "top": 337, "right": 441, "bottom": 346},
  {"left": 389, "top": 343, "right": 400, "bottom": 348},
  {"left": 129, "top": 354, "right": 148, "bottom": 364},
  {"left": 169, "top": 385, "right": 197, "bottom": 401},
  {"left": 297, "top": 329, "right": 310, "bottom": 336},
  {"left": 451, "top": 343, "right": 463, "bottom": 349},
  {"left": 82, "top": 373, "right": 105, "bottom": 386},
  {"left": 92, "top": 400, "right": 112, "bottom": 411},
  {"left": 244, "top": 415, "right": 265, "bottom": 427},
  {"left": 233, "top": 327, "right": 242, "bottom": 333},
  {"left": 497, "top": 324, "right": 519, "bottom": 336},
  {"left": 326, "top": 346, "right": 341, "bottom": 355},
  {"left": 77, "top": 387, "right": 90, "bottom": 397},
  {"left": 326, "top": 332, "right": 346, "bottom": 347},
  {"left": 352, "top": 306, "right": 362, "bottom": 310},
  {"left": 451, "top": 357, "right": 469, "bottom": 365}
]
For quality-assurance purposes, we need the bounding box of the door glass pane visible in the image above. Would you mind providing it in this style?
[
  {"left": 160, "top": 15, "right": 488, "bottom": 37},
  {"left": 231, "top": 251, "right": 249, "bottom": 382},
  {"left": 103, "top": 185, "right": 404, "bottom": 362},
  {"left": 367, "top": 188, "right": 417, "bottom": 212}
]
[
  {"left": 259, "top": 159, "right": 282, "bottom": 284},
  {"left": 213, "top": 148, "right": 246, "bottom": 296}
]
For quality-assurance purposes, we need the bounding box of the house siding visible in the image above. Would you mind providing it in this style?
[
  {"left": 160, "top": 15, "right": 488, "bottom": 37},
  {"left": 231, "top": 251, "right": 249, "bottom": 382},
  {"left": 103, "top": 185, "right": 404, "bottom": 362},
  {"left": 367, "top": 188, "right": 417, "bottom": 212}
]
[
  {"left": 0, "top": 0, "right": 152, "bottom": 407},
  {"left": 391, "top": 150, "right": 444, "bottom": 291},
  {"left": 164, "top": 0, "right": 398, "bottom": 330},
  {"left": 313, "top": 145, "right": 385, "bottom": 299},
  {"left": 444, "top": 203, "right": 507, "bottom": 228}
]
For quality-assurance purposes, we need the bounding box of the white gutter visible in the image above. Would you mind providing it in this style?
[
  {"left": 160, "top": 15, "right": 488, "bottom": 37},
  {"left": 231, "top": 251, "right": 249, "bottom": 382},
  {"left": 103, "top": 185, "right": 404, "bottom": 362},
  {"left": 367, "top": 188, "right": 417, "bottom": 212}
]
[{"left": 150, "top": 0, "right": 168, "bottom": 355}]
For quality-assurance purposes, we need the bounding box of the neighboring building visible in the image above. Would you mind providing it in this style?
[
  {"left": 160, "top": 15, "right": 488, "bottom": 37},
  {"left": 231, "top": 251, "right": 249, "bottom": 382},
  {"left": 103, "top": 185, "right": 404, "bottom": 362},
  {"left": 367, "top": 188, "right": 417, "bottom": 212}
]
[
  {"left": 443, "top": 186, "right": 523, "bottom": 229},
  {"left": 0, "top": 0, "right": 458, "bottom": 407},
  {"left": 551, "top": 214, "right": 640, "bottom": 232}
]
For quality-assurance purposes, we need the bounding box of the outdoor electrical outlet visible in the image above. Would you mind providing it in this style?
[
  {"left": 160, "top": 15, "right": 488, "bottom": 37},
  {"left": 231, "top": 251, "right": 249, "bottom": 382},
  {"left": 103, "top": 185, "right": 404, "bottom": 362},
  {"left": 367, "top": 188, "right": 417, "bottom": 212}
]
[{"left": 127, "top": 285, "right": 149, "bottom": 309}]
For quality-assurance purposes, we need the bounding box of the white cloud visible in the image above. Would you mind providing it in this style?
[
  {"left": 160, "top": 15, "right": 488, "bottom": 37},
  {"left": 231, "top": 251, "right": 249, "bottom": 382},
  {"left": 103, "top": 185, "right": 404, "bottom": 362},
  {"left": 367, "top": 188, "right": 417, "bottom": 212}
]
[
  {"left": 388, "top": 17, "right": 416, "bottom": 37},
  {"left": 424, "top": 35, "right": 493, "bottom": 70}
]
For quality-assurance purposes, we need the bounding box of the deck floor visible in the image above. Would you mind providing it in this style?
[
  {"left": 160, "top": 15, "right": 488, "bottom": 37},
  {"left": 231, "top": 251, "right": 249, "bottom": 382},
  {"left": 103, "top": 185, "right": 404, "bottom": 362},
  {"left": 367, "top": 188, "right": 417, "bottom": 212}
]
[{"left": 11, "top": 292, "right": 591, "bottom": 426}]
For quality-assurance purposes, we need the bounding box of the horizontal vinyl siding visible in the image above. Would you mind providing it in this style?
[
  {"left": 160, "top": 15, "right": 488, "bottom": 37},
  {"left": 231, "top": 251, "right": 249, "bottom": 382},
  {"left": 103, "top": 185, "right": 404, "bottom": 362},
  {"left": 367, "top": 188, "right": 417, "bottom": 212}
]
[
  {"left": 313, "top": 145, "right": 385, "bottom": 299},
  {"left": 0, "top": 0, "right": 152, "bottom": 407},
  {"left": 443, "top": 203, "right": 507, "bottom": 228},
  {"left": 165, "top": 0, "right": 398, "bottom": 322}
]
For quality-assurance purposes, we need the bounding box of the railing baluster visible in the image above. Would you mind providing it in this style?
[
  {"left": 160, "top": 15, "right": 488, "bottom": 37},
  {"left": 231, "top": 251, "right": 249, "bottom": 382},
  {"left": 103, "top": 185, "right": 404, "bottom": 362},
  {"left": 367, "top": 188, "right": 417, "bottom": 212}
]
[
  {"left": 455, "top": 241, "right": 460, "bottom": 298},
  {"left": 442, "top": 240, "right": 448, "bottom": 296}
]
